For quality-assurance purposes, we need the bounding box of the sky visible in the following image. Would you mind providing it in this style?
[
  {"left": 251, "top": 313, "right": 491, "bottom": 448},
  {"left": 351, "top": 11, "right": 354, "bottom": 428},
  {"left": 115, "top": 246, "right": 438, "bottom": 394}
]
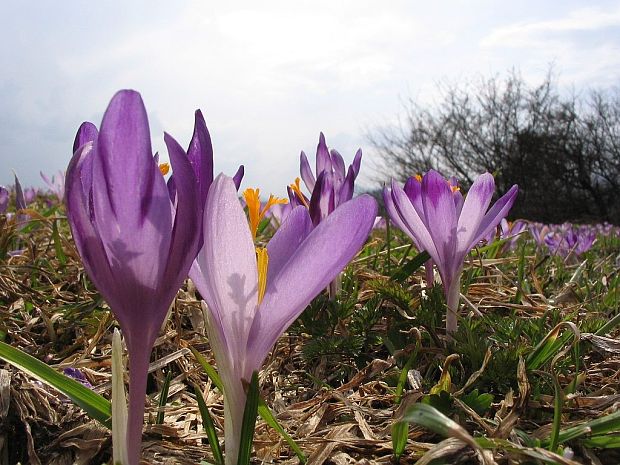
[{"left": 1, "top": 0, "right": 620, "bottom": 197}]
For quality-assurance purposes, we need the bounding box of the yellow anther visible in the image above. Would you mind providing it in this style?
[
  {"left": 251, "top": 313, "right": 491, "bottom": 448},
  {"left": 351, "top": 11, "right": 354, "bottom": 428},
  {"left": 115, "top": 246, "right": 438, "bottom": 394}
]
[
  {"left": 243, "top": 188, "right": 288, "bottom": 239},
  {"left": 289, "top": 177, "right": 309, "bottom": 208},
  {"left": 256, "top": 247, "right": 269, "bottom": 304},
  {"left": 450, "top": 185, "right": 460, "bottom": 193},
  {"left": 415, "top": 174, "right": 423, "bottom": 182},
  {"left": 159, "top": 163, "right": 170, "bottom": 176}
]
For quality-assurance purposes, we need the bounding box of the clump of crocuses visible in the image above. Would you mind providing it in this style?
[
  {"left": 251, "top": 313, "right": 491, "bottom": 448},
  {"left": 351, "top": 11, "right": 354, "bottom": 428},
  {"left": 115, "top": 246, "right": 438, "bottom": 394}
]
[
  {"left": 384, "top": 170, "right": 518, "bottom": 334},
  {"left": 191, "top": 174, "right": 377, "bottom": 464},
  {"left": 66, "top": 90, "right": 201, "bottom": 465},
  {"left": 286, "top": 133, "right": 364, "bottom": 297},
  {"left": 288, "top": 132, "right": 362, "bottom": 225}
]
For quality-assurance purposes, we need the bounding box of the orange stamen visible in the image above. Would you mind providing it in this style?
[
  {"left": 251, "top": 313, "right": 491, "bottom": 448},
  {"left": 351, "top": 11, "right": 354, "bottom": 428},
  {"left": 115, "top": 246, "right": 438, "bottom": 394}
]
[
  {"left": 243, "top": 188, "right": 288, "bottom": 239},
  {"left": 289, "top": 177, "right": 309, "bottom": 208},
  {"left": 159, "top": 163, "right": 170, "bottom": 176},
  {"left": 256, "top": 247, "right": 269, "bottom": 304}
]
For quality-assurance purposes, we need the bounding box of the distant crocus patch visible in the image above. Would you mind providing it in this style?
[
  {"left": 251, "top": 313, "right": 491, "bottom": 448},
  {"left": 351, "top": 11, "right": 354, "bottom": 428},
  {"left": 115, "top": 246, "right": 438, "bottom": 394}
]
[{"left": 534, "top": 222, "right": 598, "bottom": 260}]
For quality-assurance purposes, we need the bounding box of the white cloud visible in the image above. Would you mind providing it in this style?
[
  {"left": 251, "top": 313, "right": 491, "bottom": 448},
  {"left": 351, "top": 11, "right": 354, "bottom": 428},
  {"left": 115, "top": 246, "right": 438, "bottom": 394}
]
[{"left": 481, "top": 5, "right": 620, "bottom": 48}]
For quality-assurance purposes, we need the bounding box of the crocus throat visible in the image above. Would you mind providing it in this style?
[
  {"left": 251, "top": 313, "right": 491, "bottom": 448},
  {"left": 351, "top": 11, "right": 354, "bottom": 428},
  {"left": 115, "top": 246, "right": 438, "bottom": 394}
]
[
  {"left": 256, "top": 247, "right": 269, "bottom": 304},
  {"left": 289, "top": 178, "right": 309, "bottom": 208},
  {"left": 415, "top": 174, "right": 423, "bottom": 182},
  {"left": 159, "top": 163, "right": 170, "bottom": 176},
  {"left": 242, "top": 188, "right": 288, "bottom": 239}
]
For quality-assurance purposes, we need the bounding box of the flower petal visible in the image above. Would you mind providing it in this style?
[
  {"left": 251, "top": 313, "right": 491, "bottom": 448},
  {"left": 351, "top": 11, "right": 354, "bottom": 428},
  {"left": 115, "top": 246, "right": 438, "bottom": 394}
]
[
  {"left": 315, "top": 132, "right": 331, "bottom": 174},
  {"left": 309, "top": 171, "right": 334, "bottom": 226},
  {"left": 72, "top": 122, "right": 99, "bottom": 154},
  {"left": 330, "top": 149, "right": 346, "bottom": 183},
  {"left": 300, "top": 151, "right": 316, "bottom": 192},
  {"left": 351, "top": 149, "right": 362, "bottom": 178},
  {"left": 246, "top": 194, "right": 377, "bottom": 371},
  {"left": 65, "top": 143, "right": 118, "bottom": 312},
  {"left": 390, "top": 180, "right": 441, "bottom": 262},
  {"left": 421, "top": 171, "right": 457, "bottom": 276},
  {"left": 193, "top": 174, "right": 258, "bottom": 371},
  {"left": 403, "top": 176, "right": 424, "bottom": 219},
  {"left": 0, "top": 186, "right": 8, "bottom": 214},
  {"left": 456, "top": 173, "right": 495, "bottom": 254},
  {"left": 337, "top": 166, "right": 355, "bottom": 206},
  {"left": 468, "top": 185, "right": 519, "bottom": 249},
  {"left": 232, "top": 165, "right": 244, "bottom": 190},
  {"left": 187, "top": 110, "right": 214, "bottom": 206},
  {"left": 382, "top": 185, "right": 410, "bottom": 236},
  {"left": 162, "top": 133, "right": 200, "bottom": 305},
  {"left": 266, "top": 206, "right": 313, "bottom": 284},
  {"left": 14, "top": 174, "right": 25, "bottom": 210},
  {"left": 91, "top": 90, "right": 173, "bottom": 310}
]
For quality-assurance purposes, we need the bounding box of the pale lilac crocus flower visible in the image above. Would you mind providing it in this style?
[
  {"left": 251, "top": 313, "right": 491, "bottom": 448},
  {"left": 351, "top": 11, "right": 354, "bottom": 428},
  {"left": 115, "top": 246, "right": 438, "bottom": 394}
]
[
  {"left": 499, "top": 219, "right": 527, "bottom": 251},
  {"left": 384, "top": 170, "right": 518, "bottom": 333},
  {"left": 192, "top": 174, "right": 376, "bottom": 464},
  {"left": 393, "top": 174, "right": 464, "bottom": 287},
  {"left": 40, "top": 170, "right": 65, "bottom": 202},
  {"left": 66, "top": 90, "right": 201, "bottom": 465},
  {"left": 23, "top": 188, "right": 37, "bottom": 205}
]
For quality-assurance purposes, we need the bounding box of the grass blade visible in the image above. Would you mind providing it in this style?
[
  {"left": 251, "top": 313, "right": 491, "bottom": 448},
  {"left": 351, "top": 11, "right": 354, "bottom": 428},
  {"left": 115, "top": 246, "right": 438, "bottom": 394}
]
[
  {"left": 391, "top": 250, "right": 430, "bottom": 283},
  {"left": 190, "top": 346, "right": 224, "bottom": 392},
  {"left": 156, "top": 370, "right": 172, "bottom": 425},
  {"left": 194, "top": 383, "right": 224, "bottom": 465},
  {"left": 257, "top": 398, "right": 307, "bottom": 463},
  {"left": 51, "top": 219, "right": 66, "bottom": 266},
  {"left": 0, "top": 340, "right": 111, "bottom": 428},
  {"left": 391, "top": 420, "right": 409, "bottom": 461},
  {"left": 237, "top": 371, "right": 259, "bottom": 465},
  {"left": 526, "top": 322, "right": 579, "bottom": 371}
]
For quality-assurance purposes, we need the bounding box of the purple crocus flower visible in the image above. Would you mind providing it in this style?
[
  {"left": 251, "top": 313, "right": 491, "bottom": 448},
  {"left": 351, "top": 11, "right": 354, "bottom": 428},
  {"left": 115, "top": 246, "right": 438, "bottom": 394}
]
[
  {"left": 192, "top": 174, "right": 376, "bottom": 464},
  {"left": 23, "top": 187, "right": 37, "bottom": 205},
  {"left": 63, "top": 367, "right": 94, "bottom": 389},
  {"left": 394, "top": 174, "right": 464, "bottom": 287},
  {"left": 0, "top": 186, "right": 7, "bottom": 214},
  {"left": 40, "top": 170, "right": 66, "bottom": 202},
  {"left": 384, "top": 170, "right": 518, "bottom": 333},
  {"left": 14, "top": 174, "right": 26, "bottom": 211},
  {"left": 289, "top": 132, "right": 362, "bottom": 226},
  {"left": 65, "top": 90, "right": 201, "bottom": 465},
  {"left": 12, "top": 174, "right": 30, "bottom": 229}
]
